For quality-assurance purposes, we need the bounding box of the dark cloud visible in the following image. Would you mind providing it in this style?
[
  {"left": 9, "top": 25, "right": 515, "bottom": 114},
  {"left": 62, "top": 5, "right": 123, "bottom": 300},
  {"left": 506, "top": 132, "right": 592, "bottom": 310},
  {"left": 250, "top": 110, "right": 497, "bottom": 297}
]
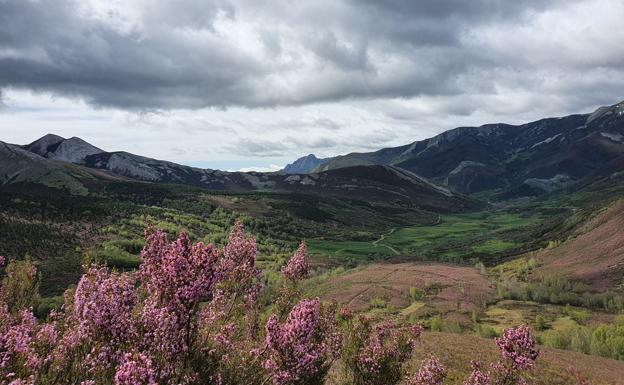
[{"left": 0, "top": 0, "right": 621, "bottom": 113}]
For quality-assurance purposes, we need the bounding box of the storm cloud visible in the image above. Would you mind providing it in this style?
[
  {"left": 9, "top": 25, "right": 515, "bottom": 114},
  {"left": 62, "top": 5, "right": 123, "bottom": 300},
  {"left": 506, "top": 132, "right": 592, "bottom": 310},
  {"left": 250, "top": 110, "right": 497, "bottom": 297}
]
[
  {"left": 0, "top": 0, "right": 623, "bottom": 169},
  {"left": 0, "top": 0, "right": 622, "bottom": 111}
]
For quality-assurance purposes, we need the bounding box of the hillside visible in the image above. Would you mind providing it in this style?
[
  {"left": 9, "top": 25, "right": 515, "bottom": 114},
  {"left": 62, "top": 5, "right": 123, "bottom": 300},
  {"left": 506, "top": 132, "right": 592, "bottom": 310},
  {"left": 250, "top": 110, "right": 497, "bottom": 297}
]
[
  {"left": 413, "top": 332, "right": 624, "bottom": 385},
  {"left": 528, "top": 199, "right": 624, "bottom": 290},
  {"left": 0, "top": 140, "right": 95, "bottom": 195}
]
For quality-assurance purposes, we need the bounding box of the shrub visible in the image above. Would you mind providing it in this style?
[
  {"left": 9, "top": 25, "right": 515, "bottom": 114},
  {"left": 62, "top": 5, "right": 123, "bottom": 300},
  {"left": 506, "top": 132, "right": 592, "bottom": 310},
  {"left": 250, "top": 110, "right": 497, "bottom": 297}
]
[
  {"left": 0, "top": 222, "right": 547, "bottom": 385},
  {"left": 409, "top": 287, "right": 425, "bottom": 302},
  {"left": 369, "top": 297, "right": 387, "bottom": 309},
  {"left": 430, "top": 315, "right": 443, "bottom": 332},
  {"left": 534, "top": 315, "right": 547, "bottom": 331},
  {"left": 475, "top": 324, "right": 499, "bottom": 339}
]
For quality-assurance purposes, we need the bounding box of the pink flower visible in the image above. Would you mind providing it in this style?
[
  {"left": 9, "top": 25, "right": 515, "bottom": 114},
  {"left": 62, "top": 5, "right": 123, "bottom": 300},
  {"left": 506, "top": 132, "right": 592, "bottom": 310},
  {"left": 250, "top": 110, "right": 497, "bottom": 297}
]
[
  {"left": 72, "top": 267, "right": 137, "bottom": 346},
  {"left": 408, "top": 357, "right": 446, "bottom": 385},
  {"left": 263, "top": 298, "right": 335, "bottom": 385},
  {"left": 114, "top": 352, "right": 158, "bottom": 385},
  {"left": 463, "top": 361, "right": 491, "bottom": 385},
  {"left": 495, "top": 326, "right": 539, "bottom": 370},
  {"left": 0, "top": 255, "right": 5, "bottom": 267},
  {"left": 140, "top": 229, "right": 220, "bottom": 309},
  {"left": 217, "top": 222, "right": 263, "bottom": 307},
  {"left": 281, "top": 242, "right": 310, "bottom": 282}
]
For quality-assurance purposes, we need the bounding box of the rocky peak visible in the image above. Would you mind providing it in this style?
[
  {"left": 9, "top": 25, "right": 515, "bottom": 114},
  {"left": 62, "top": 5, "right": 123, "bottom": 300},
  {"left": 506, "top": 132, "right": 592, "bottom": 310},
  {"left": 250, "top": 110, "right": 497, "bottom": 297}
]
[
  {"left": 282, "top": 154, "right": 329, "bottom": 174},
  {"left": 24, "top": 134, "right": 104, "bottom": 164},
  {"left": 25, "top": 133, "right": 65, "bottom": 156}
]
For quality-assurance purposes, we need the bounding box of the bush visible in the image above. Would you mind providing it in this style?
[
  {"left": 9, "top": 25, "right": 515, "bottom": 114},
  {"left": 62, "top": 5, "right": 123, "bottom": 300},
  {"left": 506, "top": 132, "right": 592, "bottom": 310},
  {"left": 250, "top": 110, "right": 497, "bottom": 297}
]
[
  {"left": 475, "top": 324, "right": 499, "bottom": 339},
  {"left": 0, "top": 222, "right": 548, "bottom": 385},
  {"left": 409, "top": 287, "right": 425, "bottom": 301},
  {"left": 430, "top": 315, "right": 443, "bottom": 332},
  {"left": 369, "top": 297, "right": 387, "bottom": 309},
  {"left": 534, "top": 315, "right": 547, "bottom": 331}
]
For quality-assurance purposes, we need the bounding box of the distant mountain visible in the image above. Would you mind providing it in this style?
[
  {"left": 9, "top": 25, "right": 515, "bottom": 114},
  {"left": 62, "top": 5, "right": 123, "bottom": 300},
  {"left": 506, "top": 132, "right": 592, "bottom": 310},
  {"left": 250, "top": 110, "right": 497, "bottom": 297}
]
[
  {"left": 25, "top": 134, "right": 104, "bottom": 164},
  {"left": 1, "top": 134, "right": 475, "bottom": 213},
  {"left": 281, "top": 154, "right": 330, "bottom": 174},
  {"left": 304, "top": 100, "right": 624, "bottom": 197},
  {"left": 0, "top": 140, "right": 97, "bottom": 195}
]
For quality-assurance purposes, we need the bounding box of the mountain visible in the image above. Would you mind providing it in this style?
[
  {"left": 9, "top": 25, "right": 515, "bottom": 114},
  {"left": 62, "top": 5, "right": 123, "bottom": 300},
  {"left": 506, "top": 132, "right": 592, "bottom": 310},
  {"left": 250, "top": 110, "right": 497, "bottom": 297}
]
[
  {"left": 0, "top": 140, "right": 96, "bottom": 195},
  {"left": 281, "top": 154, "right": 330, "bottom": 174},
  {"left": 1, "top": 135, "right": 475, "bottom": 213},
  {"left": 25, "top": 134, "right": 104, "bottom": 164},
  {"left": 308, "top": 100, "right": 624, "bottom": 197},
  {"left": 272, "top": 165, "right": 475, "bottom": 212}
]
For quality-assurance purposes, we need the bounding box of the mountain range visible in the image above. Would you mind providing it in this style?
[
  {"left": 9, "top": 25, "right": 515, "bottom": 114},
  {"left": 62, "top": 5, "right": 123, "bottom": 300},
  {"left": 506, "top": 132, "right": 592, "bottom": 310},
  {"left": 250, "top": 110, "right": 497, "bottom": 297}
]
[
  {"left": 284, "top": 100, "right": 624, "bottom": 198},
  {"left": 0, "top": 134, "right": 474, "bottom": 213},
  {"left": 1, "top": 99, "right": 624, "bottom": 211}
]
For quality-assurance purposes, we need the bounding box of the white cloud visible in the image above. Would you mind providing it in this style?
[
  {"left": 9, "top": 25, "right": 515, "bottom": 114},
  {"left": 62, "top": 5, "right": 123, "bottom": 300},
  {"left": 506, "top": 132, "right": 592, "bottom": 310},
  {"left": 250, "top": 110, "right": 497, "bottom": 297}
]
[{"left": 233, "top": 164, "right": 283, "bottom": 173}]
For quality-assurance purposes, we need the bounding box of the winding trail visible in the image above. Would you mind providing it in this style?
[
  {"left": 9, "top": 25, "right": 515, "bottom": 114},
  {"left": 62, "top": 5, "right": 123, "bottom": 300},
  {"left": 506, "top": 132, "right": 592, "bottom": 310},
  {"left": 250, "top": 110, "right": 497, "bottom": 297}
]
[{"left": 372, "top": 227, "right": 400, "bottom": 255}]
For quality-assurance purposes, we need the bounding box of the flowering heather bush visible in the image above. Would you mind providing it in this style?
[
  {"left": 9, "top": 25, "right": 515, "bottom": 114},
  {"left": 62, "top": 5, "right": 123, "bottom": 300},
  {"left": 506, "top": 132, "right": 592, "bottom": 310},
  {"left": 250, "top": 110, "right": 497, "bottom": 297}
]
[
  {"left": 463, "top": 325, "right": 539, "bottom": 385},
  {"left": 407, "top": 357, "right": 447, "bottom": 385},
  {"left": 282, "top": 242, "right": 310, "bottom": 282},
  {"left": 341, "top": 317, "right": 423, "bottom": 385},
  {"left": 0, "top": 221, "right": 549, "bottom": 385},
  {"left": 463, "top": 361, "right": 491, "bottom": 385},
  {"left": 495, "top": 326, "right": 539, "bottom": 371},
  {"left": 264, "top": 298, "right": 339, "bottom": 385},
  {"left": 114, "top": 352, "right": 157, "bottom": 385}
]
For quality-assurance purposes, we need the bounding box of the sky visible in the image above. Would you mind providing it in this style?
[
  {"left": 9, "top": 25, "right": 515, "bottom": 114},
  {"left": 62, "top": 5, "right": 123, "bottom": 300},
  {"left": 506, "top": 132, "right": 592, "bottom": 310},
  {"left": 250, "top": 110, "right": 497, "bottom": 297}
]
[{"left": 0, "top": 0, "right": 623, "bottom": 171}]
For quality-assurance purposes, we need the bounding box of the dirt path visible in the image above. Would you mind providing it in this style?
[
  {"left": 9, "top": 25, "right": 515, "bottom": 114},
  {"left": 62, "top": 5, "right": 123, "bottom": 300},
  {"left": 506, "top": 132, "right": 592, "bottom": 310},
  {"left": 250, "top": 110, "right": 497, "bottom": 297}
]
[{"left": 372, "top": 228, "right": 400, "bottom": 255}]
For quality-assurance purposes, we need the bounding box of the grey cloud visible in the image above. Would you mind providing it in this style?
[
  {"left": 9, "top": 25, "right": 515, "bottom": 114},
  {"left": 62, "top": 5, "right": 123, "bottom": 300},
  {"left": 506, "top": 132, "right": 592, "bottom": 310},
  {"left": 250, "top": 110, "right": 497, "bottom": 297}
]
[
  {"left": 227, "top": 138, "right": 290, "bottom": 157},
  {"left": 228, "top": 127, "right": 400, "bottom": 158},
  {"left": 0, "top": 0, "right": 622, "bottom": 114}
]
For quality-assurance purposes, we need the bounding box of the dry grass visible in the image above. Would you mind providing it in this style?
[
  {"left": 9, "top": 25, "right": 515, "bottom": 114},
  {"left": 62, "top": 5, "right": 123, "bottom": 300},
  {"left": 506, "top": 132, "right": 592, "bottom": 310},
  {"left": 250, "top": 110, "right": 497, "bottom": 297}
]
[
  {"left": 411, "top": 332, "right": 624, "bottom": 384},
  {"left": 316, "top": 263, "right": 495, "bottom": 320}
]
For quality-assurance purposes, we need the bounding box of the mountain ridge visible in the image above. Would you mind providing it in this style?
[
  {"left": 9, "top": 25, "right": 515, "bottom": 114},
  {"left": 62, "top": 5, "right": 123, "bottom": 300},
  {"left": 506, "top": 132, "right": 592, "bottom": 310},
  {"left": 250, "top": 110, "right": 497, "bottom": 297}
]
[
  {"left": 1, "top": 136, "right": 474, "bottom": 212},
  {"left": 304, "top": 101, "right": 624, "bottom": 197}
]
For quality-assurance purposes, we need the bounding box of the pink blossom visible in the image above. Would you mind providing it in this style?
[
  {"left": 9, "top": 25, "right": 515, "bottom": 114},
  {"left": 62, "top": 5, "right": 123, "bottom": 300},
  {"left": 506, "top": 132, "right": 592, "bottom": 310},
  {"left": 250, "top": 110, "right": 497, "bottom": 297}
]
[
  {"left": 281, "top": 242, "right": 310, "bottom": 282},
  {"left": 263, "top": 298, "right": 335, "bottom": 385},
  {"left": 72, "top": 267, "right": 137, "bottom": 345},
  {"left": 140, "top": 229, "right": 220, "bottom": 309},
  {"left": 217, "top": 221, "right": 263, "bottom": 307},
  {"left": 463, "top": 361, "right": 491, "bottom": 385},
  {"left": 114, "top": 352, "right": 158, "bottom": 385},
  {"left": 495, "top": 326, "right": 539, "bottom": 370},
  {"left": 407, "top": 357, "right": 446, "bottom": 385}
]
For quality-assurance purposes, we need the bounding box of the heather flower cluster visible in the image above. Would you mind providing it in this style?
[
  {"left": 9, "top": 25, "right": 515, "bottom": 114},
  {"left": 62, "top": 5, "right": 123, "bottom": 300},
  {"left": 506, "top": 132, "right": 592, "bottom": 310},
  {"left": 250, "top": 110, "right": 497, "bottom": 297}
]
[
  {"left": 264, "top": 298, "right": 338, "bottom": 385},
  {"left": 494, "top": 326, "right": 539, "bottom": 371},
  {"left": 114, "top": 352, "right": 157, "bottom": 385},
  {"left": 281, "top": 242, "right": 310, "bottom": 282},
  {"left": 408, "top": 357, "right": 447, "bottom": 385},
  {"left": 341, "top": 318, "right": 423, "bottom": 385},
  {"left": 0, "top": 220, "right": 549, "bottom": 385},
  {"left": 463, "top": 325, "right": 540, "bottom": 385}
]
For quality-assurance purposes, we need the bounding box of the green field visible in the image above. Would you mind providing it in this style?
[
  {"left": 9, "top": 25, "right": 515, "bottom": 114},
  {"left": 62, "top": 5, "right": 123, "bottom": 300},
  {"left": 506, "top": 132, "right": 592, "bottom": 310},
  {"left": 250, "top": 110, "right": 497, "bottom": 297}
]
[{"left": 307, "top": 211, "right": 541, "bottom": 262}]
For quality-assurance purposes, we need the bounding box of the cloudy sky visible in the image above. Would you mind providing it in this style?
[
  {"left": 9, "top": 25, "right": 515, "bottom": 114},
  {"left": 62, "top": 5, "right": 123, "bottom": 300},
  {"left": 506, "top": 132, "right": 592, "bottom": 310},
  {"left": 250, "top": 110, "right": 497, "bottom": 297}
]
[{"left": 0, "top": 0, "right": 623, "bottom": 171}]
